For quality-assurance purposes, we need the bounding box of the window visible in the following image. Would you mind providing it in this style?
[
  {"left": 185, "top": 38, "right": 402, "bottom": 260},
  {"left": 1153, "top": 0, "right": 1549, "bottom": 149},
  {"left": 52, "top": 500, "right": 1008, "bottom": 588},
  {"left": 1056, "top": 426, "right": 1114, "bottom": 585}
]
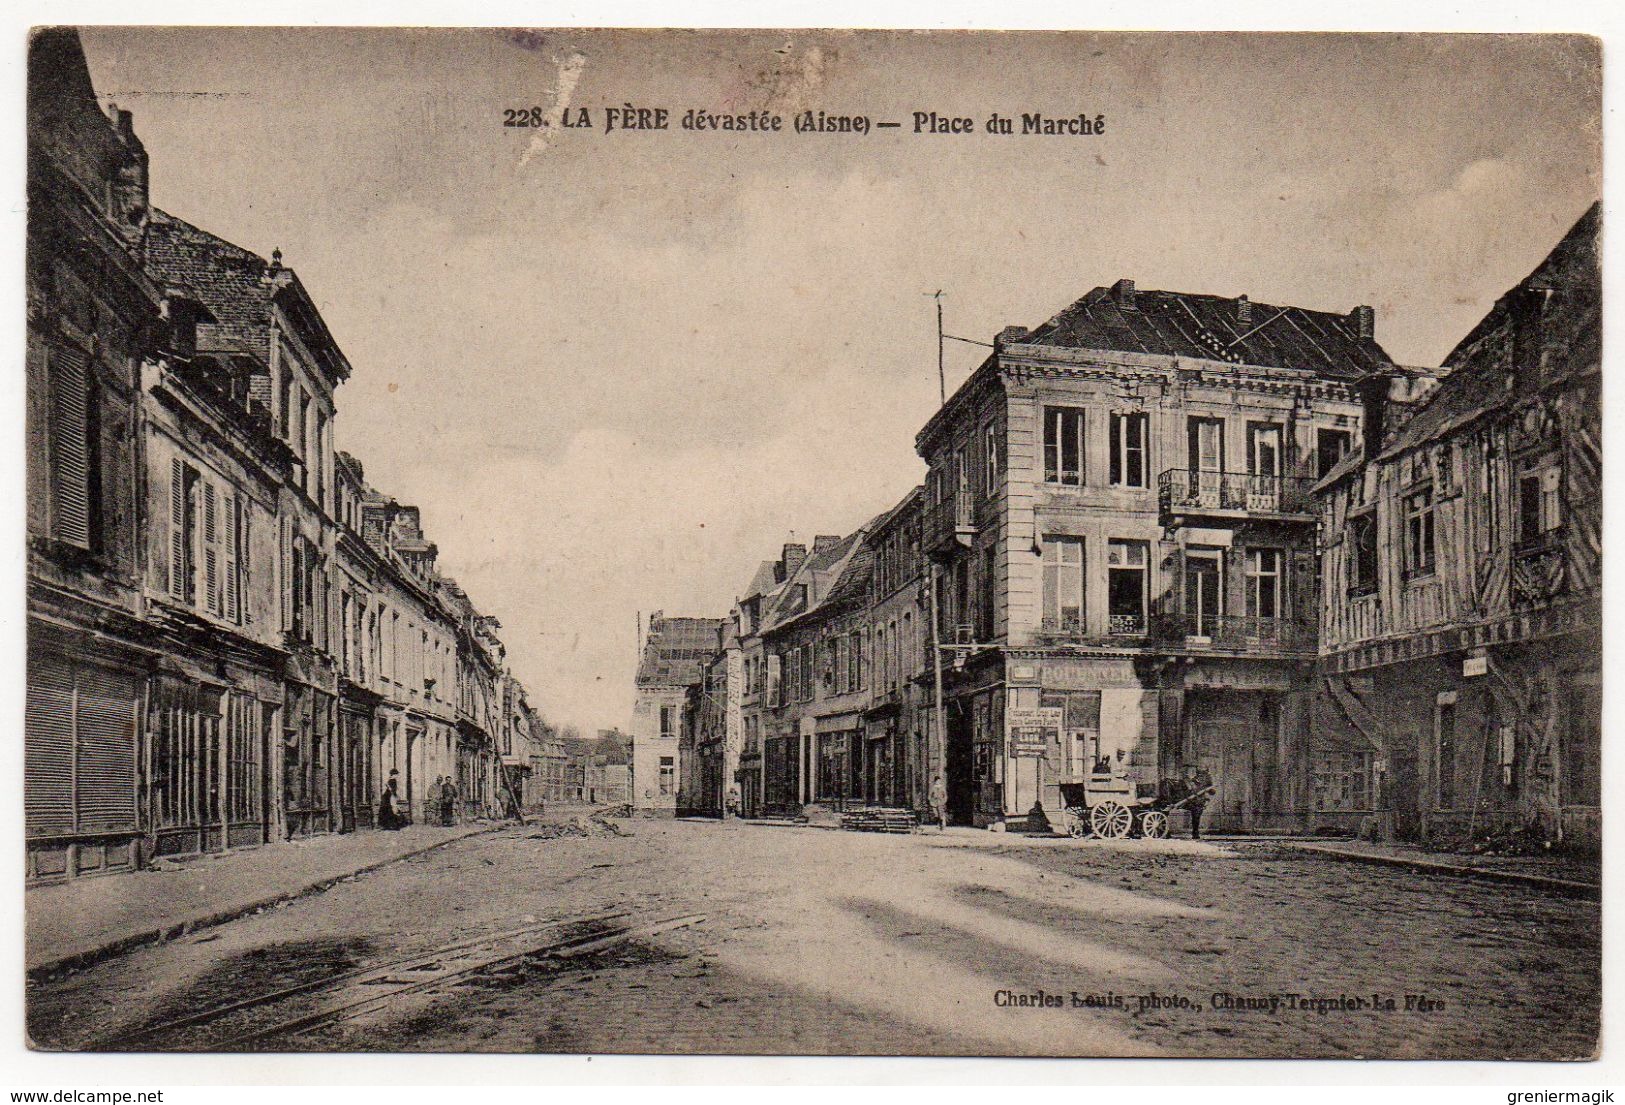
[
  {"left": 1245, "top": 547, "right": 1283, "bottom": 620},
  {"left": 979, "top": 546, "right": 997, "bottom": 640},
  {"left": 1184, "top": 547, "right": 1224, "bottom": 637},
  {"left": 170, "top": 460, "right": 200, "bottom": 605},
  {"left": 983, "top": 422, "right": 1000, "bottom": 494},
  {"left": 1403, "top": 486, "right": 1436, "bottom": 579},
  {"left": 1109, "top": 412, "right": 1148, "bottom": 488},
  {"left": 1188, "top": 417, "right": 1225, "bottom": 473},
  {"left": 1313, "top": 750, "right": 1373, "bottom": 812},
  {"left": 1317, "top": 428, "right": 1352, "bottom": 480},
  {"left": 1043, "top": 407, "right": 1086, "bottom": 486},
  {"left": 1041, "top": 535, "right": 1085, "bottom": 632},
  {"left": 1107, "top": 540, "right": 1148, "bottom": 634},
  {"left": 1249, "top": 423, "right": 1283, "bottom": 477},
  {"left": 1518, "top": 462, "right": 1562, "bottom": 548},
  {"left": 1349, "top": 509, "right": 1378, "bottom": 596},
  {"left": 658, "top": 755, "right": 675, "bottom": 796},
  {"left": 297, "top": 388, "right": 310, "bottom": 477},
  {"left": 315, "top": 409, "right": 328, "bottom": 510},
  {"left": 1436, "top": 699, "right": 1457, "bottom": 809},
  {"left": 278, "top": 371, "right": 291, "bottom": 440},
  {"left": 47, "top": 345, "right": 98, "bottom": 550}
]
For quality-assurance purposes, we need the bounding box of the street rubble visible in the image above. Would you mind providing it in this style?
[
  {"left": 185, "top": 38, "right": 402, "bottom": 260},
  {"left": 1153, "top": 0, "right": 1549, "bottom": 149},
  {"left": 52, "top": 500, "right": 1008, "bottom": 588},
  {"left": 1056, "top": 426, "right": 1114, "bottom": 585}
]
[{"left": 526, "top": 814, "right": 632, "bottom": 841}]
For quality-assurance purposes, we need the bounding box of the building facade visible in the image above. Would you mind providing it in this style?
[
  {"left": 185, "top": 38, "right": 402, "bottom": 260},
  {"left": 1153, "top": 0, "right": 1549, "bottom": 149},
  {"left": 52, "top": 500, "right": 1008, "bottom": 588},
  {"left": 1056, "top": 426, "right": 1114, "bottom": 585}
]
[
  {"left": 916, "top": 281, "right": 1383, "bottom": 830},
  {"left": 733, "top": 545, "right": 798, "bottom": 818},
  {"left": 862, "top": 487, "right": 932, "bottom": 814},
  {"left": 758, "top": 532, "right": 877, "bottom": 816},
  {"left": 25, "top": 29, "right": 167, "bottom": 880},
  {"left": 25, "top": 31, "right": 549, "bottom": 880},
  {"left": 1316, "top": 205, "right": 1601, "bottom": 852},
  {"left": 631, "top": 614, "right": 722, "bottom": 814}
]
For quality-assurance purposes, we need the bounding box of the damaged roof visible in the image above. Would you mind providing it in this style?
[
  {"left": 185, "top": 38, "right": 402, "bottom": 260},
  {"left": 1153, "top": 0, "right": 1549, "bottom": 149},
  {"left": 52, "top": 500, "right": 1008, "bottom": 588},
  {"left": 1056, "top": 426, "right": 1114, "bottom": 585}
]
[
  {"left": 144, "top": 209, "right": 275, "bottom": 358},
  {"left": 1375, "top": 202, "right": 1600, "bottom": 463},
  {"left": 636, "top": 615, "right": 724, "bottom": 687},
  {"left": 1021, "top": 283, "right": 1394, "bottom": 377}
]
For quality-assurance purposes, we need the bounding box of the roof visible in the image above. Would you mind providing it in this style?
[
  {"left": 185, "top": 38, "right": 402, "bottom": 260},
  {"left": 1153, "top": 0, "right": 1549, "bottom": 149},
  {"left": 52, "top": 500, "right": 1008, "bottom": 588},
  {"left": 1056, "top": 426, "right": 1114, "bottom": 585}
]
[
  {"left": 144, "top": 209, "right": 274, "bottom": 358},
  {"left": 1376, "top": 202, "right": 1599, "bottom": 462},
  {"left": 144, "top": 208, "right": 351, "bottom": 382},
  {"left": 741, "top": 560, "right": 782, "bottom": 602},
  {"left": 762, "top": 512, "right": 889, "bottom": 633},
  {"left": 636, "top": 615, "right": 724, "bottom": 687},
  {"left": 1021, "top": 284, "right": 1394, "bottom": 377},
  {"left": 820, "top": 541, "right": 875, "bottom": 609}
]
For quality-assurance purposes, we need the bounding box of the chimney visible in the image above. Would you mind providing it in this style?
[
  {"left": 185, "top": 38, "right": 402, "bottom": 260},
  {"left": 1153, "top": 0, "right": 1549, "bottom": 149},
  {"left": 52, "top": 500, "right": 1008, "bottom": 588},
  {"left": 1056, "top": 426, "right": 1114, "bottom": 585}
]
[
  {"left": 1112, "top": 278, "right": 1137, "bottom": 310},
  {"left": 107, "top": 107, "right": 149, "bottom": 238},
  {"left": 1348, "top": 305, "right": 1375, "bottom": 342},
  {"left": 995, "top": 325, "right": 1029, "bottom": 350},
  {"left": 1236, "top": 294, "right": 1252, "bottom": 327},
  {"left": 812, "top": 534, "right": 842, "bottom": 557},
  {"left": 781, "top": 542, "right": 807, "bottom": 579}
]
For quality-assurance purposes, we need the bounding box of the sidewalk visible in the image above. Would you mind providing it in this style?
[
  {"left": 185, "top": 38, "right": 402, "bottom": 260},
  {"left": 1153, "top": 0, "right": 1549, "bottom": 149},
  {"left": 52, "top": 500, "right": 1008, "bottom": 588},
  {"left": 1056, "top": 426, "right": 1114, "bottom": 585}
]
[
  {"left": 1281, "top": 840, "right": 1600, "bottom": 900},
  {"left": 26, "top": 822, "right": 499, "bottom": 976}
]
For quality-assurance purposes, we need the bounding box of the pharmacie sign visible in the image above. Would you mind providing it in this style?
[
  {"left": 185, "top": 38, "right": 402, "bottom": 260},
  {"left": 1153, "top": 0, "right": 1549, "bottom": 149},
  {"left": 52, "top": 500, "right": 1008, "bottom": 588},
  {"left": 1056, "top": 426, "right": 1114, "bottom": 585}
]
[{"left": 1007, "top": 707, "right": 1062, "bottom": 757}]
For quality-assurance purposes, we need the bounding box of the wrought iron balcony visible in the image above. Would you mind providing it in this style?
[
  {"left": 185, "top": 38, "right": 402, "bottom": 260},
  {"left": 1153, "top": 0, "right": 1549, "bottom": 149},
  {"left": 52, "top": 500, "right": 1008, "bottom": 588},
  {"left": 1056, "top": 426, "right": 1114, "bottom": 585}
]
[
  {"left": 925, "top": 488, "right": 978, "bottom": 555},
  {"left": 1150, "top": 612, "right": 1316, "bottom": 655},
  {"left": 1157, "top": 469, "right": 1316, "bottom": 523}
]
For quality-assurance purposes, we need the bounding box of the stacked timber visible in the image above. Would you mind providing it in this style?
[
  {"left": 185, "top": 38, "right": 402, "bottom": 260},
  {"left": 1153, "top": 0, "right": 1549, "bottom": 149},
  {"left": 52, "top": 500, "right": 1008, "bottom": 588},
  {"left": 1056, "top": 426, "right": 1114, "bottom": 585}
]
[{"left": 839, "top": 807, "right": 920, "bottom": 834}]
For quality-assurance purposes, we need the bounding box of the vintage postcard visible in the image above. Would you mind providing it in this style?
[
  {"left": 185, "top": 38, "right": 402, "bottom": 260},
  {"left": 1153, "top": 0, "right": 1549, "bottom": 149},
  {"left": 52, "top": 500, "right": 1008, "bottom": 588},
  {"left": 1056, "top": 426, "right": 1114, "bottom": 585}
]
[{"left": 22, "top": 27, "right": 1600, "bottom": 1060}]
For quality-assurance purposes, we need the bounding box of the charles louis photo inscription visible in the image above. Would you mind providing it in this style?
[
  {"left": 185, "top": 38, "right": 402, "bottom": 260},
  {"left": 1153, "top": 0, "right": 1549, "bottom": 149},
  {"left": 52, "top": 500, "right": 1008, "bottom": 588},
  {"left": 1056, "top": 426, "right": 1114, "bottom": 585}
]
[{"left": 22, "top": 27, "right": 1600, "bottom": 1059}]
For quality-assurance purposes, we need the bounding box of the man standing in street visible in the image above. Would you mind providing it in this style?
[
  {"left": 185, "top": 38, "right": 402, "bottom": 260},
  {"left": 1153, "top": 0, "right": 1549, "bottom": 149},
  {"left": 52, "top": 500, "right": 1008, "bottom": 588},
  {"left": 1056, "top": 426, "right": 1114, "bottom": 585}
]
[
  {"left": 1185, "top": 763, "right": 1214, "bottom": 840},
  {"left": 929, "top": 774, "right": 948, "bottom": 832},
  {"left": 440, "top": 776, "right": 458, "bottom": 827}
]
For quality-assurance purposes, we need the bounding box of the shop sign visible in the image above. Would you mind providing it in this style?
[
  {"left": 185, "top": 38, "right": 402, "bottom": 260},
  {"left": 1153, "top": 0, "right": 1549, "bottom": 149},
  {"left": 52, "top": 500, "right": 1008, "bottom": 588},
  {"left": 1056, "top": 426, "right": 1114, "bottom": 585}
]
[{"left": 1006, "top": 707, "right": 1062, "bottom": 757}]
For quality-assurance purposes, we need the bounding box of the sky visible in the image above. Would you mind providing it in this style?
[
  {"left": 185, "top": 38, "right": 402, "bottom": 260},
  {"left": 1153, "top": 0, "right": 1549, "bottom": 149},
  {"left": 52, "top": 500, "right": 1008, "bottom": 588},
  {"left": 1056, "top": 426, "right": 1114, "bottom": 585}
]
[{"left": 77, "top": 28, "right": 1600, "bottom": 732}]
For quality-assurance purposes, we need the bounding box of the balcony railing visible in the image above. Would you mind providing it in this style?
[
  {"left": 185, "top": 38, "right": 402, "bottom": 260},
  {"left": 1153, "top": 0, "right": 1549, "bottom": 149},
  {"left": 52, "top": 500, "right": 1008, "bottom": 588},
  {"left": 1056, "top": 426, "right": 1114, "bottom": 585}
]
[
  {"left": 1157, "top": 469, "right": 1316, "bottom": 521},
  {"left": 925, "top": 488, "right": 978, "bottom": 553},
  {"left": 1151, "top": 612, "right": 1316, "bottom": 654}
]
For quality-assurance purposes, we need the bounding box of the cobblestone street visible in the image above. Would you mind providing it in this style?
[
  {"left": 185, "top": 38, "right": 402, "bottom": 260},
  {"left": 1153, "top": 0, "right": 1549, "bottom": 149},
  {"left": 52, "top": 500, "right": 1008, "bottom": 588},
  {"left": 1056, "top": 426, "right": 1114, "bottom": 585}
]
[{"left": 28, "top": 815, "right": 1598, "bottom": 1059}]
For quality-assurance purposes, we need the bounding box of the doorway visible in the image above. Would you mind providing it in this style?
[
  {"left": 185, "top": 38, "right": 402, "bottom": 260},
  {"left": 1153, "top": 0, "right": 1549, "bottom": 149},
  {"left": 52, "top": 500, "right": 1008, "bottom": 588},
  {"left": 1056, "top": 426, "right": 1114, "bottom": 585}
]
[{"left": 945, "top": 701, "right": 974, "bottom": 825}]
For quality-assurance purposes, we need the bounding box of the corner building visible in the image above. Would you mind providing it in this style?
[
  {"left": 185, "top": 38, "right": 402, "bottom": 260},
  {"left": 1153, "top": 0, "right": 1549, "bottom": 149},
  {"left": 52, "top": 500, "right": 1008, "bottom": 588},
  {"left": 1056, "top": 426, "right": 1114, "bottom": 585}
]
[{"left": 917, "top": 280, "right": 1387, "bottom": 830}]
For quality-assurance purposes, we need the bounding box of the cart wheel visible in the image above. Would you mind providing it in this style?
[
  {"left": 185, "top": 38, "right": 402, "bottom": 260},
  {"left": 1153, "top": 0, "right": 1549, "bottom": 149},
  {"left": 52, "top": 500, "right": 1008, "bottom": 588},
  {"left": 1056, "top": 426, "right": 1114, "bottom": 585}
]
[
  {"left": 1065, "top": 810, "right": 1089, "bottom": 838},
  {"left": 1090, "top": 799, "right": 1132, "bottom": 839},
  {"left": 1140, "top": 810, "right": 1170, "bottom": 839}
]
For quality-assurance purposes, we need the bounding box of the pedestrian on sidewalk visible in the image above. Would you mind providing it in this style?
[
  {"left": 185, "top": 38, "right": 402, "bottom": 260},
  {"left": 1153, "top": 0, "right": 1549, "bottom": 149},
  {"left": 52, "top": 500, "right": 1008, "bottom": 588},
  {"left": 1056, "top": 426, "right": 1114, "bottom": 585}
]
[
  {"left": 379, "top": 771, "right": 405, "bottom": 831},
  {"left": 1184, "top": 764, "right": 1214, "bottom": 840},
  {"left": 929, "top": 775, "right": 948, "bottom": 832},
  {"left": 440, "top": 776, "right": 458, "bottom": 826}
]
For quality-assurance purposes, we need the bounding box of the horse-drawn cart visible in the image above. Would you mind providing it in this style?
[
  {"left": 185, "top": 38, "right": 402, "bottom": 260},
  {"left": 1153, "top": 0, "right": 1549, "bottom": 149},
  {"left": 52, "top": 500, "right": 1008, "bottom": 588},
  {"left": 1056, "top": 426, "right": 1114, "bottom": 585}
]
[{"left": 1056, "top": 775, "right": 1215, "bottom": 840}]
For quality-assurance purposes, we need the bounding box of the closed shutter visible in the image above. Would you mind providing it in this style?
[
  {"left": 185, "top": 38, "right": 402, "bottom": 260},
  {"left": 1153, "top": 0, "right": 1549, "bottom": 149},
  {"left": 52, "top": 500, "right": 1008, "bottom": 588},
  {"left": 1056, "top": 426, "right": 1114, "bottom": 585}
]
[
  {"left": 75, "top": 664, "right": 138, "bottom": 832},
  {"left": 280, "top": 516, "right": 292, "bottom": 630},
  {"left": 26, "top": 653, "right": 75, "bottom": 837},
  {"left": 51, "top": 345, "right": 93, "bottom": 549},
  {"left": 169, "top": 458, "right": 188, "bottom": 600},
  {"left": 223, "top": 488, "right": 239, "bottom": 623},
  {"left": 203, "top": 482, "right": 221, "bottom": 616}
]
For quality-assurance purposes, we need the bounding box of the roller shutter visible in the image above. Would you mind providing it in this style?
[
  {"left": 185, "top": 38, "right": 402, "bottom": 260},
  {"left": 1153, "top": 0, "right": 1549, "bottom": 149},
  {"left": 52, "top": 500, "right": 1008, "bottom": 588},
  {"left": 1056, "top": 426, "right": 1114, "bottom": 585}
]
[
  {"left": 25, "top": 654, "right": 75, "bottom": 837},
  {"left": 24, "top": 653, "right": 140, "bottom": 838},
  {"left": 75, "top": 664, "right": 139, "bottom": 832}
]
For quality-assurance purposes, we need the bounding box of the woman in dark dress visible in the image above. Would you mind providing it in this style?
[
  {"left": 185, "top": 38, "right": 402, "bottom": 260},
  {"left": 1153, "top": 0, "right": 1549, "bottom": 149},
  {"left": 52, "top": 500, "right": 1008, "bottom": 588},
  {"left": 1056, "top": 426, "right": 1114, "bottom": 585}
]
[{"left": 379, "top": 776, "right": 404, "bottom": 830}]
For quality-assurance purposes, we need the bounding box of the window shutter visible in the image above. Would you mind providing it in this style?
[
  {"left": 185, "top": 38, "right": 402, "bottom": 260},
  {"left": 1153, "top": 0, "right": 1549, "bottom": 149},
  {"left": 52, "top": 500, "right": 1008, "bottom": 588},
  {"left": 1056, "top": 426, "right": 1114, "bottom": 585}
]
[
  {"left": 169, "top": 458, "right": 187, "bottom": 599},
  {"left": 50, "top": 345, "right": 93, "bottom": 549},
  {"left": 74, "top": 664, "right": 138, "bottom": 833},
  {"left": 203, "top": 481, "right": 221, "bottom": 616},
  {"left": 280, "top": 516, "right": 292, "bottom": 631},
  {"left": 25, "top": 653, "right": 76, "bottom": 837},
  {"left": 239, "top": 502, "right": 252, "bottom": 624},
  {"left": 223, "top": 488, "right": 240, "bottom": 623}
]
